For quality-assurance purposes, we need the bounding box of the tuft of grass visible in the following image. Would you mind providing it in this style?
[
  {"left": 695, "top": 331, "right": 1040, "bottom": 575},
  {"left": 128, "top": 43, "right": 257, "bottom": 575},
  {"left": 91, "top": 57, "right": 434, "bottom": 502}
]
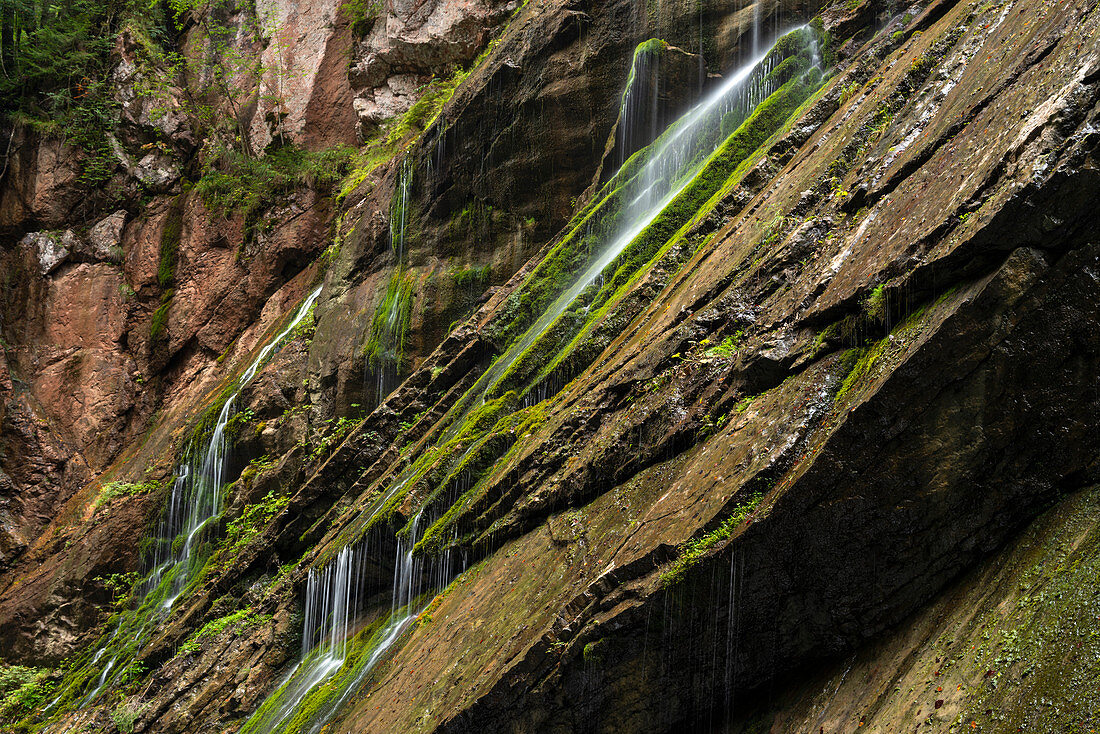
[
  {"left": 94, "top": 480, "right": 162, "bottom": 511},
  {"left": 179, "top": 607, "right": 270, "bottom": 655},
  {"left": 662, "top": 492, "right": 765, "bottom": 586}
]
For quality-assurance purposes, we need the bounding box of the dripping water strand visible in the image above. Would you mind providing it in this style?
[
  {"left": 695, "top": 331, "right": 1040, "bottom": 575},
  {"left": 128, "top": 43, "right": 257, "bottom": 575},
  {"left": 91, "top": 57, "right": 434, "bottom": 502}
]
[
  {"left": 66, "top": 286, "right": 322, "bottom": 708},
  {"left": 436, "top": 29, "right": 815, "bottom": 440}
]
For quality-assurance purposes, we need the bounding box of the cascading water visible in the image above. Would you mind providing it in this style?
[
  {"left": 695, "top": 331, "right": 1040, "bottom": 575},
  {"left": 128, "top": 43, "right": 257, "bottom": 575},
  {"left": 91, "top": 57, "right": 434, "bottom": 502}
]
[
  {"left": 56, "top": 286, "right": 322, "bottom": 710},
  {"left": 240, "top": 26, "right": 824, "bottom": 734},
  {"left": 366, "top": 158, "right": 415, "bottom": 404},
  {"left": 443, "top": 26, "right": 820, "bottom": 426},
  {"left": 753, "top": 1, "right": 763, "bottom": 59},
  {"left": 240, "top": 513, "right": 456, "bottom": 734},
  {"left": 391, "top": 157, "right": 413, "bottom": 263},
  {"left": 614, "top": 39, "right": 665, "bottom": 171}
]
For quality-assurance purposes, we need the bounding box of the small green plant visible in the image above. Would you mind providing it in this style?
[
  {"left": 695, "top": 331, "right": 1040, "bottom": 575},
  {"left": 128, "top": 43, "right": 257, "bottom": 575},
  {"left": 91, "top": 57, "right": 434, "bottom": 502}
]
[
  {"left": 95, "top": 480, "right": 161, "bottom": 510},
  {"left": 762, "top": 213, "right": 792, "bottom": 246},
  {"left": 110, "top": 701, "right": 147, "bottom": 732},
  {"left": 207, "top": 492, "right": 291, "bottom": 574},
  {"left": 661, "top": 492, "right": 765, "bottom": 586},
  {"left": 308, "top": 416, "right": 359, "bottom": 461},
  {"left": 839, "top": 81, "right": 861, "bottom": 106},
  {"left": 96, "top": 572, "right": 141, "bottom": 606},
  {"left": 864, "top": 284, "right": 887, "bottom": 322},
  {"left": 703, "top": 332, "right": 744, "bottom": 360},
  {"left": 239, "top": 455, "right": 277, "bottom": 485},
  {"left": 179, "top": 607, "right": 269, "bottom": 654},
  {"left": 342, "top": 0, "right": 383, "bottom": 34}
]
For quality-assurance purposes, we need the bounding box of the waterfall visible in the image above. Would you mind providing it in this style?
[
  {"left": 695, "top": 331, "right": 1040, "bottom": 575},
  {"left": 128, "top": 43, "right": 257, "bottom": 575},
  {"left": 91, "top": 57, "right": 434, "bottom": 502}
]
[
  {"left": 753, "top": 1, "right": 763, "bottom": 59},
  {"left": 441, "top": 26, "right": 818, "bottom": 428},
  {"left": 63, "top": 286, "right": 322, "bottom": 708},
  {"left": 153, "top": 285, "right": 323, "bottom": 611},
  {"left": 368, "top": 158, "right": 415, "bottom": 404},
  {"left": 240, "top": 25, "right": 825, "bottom": 732},
  {"left": 240, "top": 513, "right": 456, "bottom": 734},
  {"left": 390, "top": 157, "right": 413, "bottom": 262},
  {"left": 614, "top": 39, "right": 664, "bottom": 171}
]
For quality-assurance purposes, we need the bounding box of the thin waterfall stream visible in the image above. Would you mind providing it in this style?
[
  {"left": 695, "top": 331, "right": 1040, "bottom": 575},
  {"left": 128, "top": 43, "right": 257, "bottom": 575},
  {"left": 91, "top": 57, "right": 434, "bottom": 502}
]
[
  {"left": 442, "top": 25, "right": 815, "bottom": 431},
  {"left": 242, "top": 26, "right": 822, "bottom": 733},
  {"left": 53, "top": 286, "right": 322, "bottom": 710}
]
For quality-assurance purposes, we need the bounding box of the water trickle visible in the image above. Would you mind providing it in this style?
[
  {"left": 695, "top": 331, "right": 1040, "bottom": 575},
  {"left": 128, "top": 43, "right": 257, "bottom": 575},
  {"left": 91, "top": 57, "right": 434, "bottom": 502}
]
[
  {"left": 367, "top": 159, "right": 416, "bottom": 404},
  {"left": 390, "top": 158, "right": 413, "bottom": 263},
  {"left": 70, "top": 286, "right": 322, "bottom": 706},
  {"left": 241, "top": 512, "right": 457, "bottom": 734},
  {"left": 442, "top": 28, "right": 817, "bottom": 428}
]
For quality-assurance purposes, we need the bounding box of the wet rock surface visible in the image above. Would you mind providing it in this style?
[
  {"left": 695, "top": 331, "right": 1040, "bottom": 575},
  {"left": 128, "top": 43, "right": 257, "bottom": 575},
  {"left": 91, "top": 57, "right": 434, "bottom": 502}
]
[{"left": 1, "top": 0, "right": 1099, "bottom": 732}]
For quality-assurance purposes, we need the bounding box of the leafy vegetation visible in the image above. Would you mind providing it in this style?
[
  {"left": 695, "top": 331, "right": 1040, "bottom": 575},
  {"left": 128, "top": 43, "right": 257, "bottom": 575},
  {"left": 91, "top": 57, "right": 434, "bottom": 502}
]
[
  {"left": 864, "top": 283, "right": 887, "bottom": 322},
  {"left": 0, "top": 0, "right": 165, "bottom": 189},
  {"left": 207, "top": 491, "right": 291, "bottom": 574},
  {"left": 94, "top": 480, "right": 162, "bottom": 511},
  {"left": 195, "top": 144, "right": 356, "bottom": 226},
  {"left": 0, "top": 665, "right": 53, "bottom": 726},
  {"left": 179, "top": 607, "right": 269, "bottom": 654},
  {"left": 661, "top": 492, "right": 765, "bottom": 586}
]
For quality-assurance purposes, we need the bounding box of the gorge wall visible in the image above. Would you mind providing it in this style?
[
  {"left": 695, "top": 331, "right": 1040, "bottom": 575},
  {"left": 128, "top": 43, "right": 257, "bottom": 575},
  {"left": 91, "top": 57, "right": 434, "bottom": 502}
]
[{"left": 0, "top": 0, "right": 1098, "bottom": 732}]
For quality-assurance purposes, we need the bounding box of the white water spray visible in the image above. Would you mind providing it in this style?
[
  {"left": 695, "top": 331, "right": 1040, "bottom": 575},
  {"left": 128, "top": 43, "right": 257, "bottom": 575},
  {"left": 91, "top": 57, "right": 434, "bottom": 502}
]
[{"left": 70, "top": 286, "right": 322, "bottom": 707}]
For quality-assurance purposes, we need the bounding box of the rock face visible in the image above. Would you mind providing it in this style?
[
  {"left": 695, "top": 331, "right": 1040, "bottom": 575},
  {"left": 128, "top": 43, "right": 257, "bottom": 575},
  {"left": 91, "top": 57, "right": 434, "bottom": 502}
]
[
  {"left": 348, "top": 0, "right": 517, "bottom": 135},
  {"left": 1, "top": 0, "right": 1099, "bottom": 732}
]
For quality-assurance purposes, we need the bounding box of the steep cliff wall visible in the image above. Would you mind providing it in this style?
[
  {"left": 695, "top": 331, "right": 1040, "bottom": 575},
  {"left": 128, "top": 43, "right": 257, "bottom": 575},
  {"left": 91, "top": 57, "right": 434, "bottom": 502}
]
[{"left": 0, "top": 0, "right": 1098, "bottom": 732}]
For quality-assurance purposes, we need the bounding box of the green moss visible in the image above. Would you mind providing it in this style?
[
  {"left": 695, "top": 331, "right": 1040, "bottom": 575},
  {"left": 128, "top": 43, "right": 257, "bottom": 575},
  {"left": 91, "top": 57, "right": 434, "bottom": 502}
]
[
  {"left": 239, "top": 610, "right": 401, "bottom": 734},
  {"left": 239, "top": 455, "right": 277, "bottom": 486},
  {"left": 661, "top": 492, "right": 765, "bottom": 587},
  {"left": 158, "top": 191, "right": 185, "bottom": 289},
  {"left": 336, "top": 43, "right": 501, "bottom": 203},
  {"left": 413, "top": 403, "right": 547, "bottom": 555},
  {"left": 363, "top": 269, "right": 416, "bottom": 371},
  {"left": 582, "top": 638, "right": 607, "bottom": 664},
  {"left": 493, "top": 64, "right": 825, "bottom": 399},
  {"left": 834, "top": 340, "right": 889, "bottom": 402},
  {"left": 149, "top": 293, "right": 173, "bottom": 342},
  {"left": 450, "top": 263, "right": 492, "bottom": 291},
  {"left": 110, "top": 701, "right": 146, "bottom": 733}
]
